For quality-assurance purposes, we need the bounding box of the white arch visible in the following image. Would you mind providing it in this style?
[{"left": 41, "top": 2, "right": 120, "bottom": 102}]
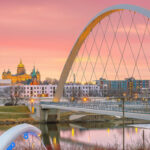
[
  {"left": 0, "top": 123, "right": 41, "bottom": 150},
  {"left": 53, "top": 4, "right": 150, "bottom": 102}
]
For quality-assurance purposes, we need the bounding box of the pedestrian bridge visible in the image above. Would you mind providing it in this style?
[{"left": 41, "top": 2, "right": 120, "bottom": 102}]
[{"left": 40, "top": 101, "right": 150, "bottom": 121}]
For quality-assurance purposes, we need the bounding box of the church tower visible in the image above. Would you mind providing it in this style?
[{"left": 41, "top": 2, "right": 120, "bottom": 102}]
[
  {"left": 17, "top": 60, "right": 26, "bottom": 75},
  {"left": 30, "top": 67, "right": 40, "bottom": 85},
  {"left": 36, "top": 69, "right": 41, "bottom": 81},
  {"left": 2, "top": 70, "right": 7, "bottom": 79}
]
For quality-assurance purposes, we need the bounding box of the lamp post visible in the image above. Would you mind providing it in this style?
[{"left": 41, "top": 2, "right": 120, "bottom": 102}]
[
  {"left": 143, "top": 130, "right": 145, "bottom": 150},
  {"left": 122, "top": 92, "right": 126, "bottom": 150}
]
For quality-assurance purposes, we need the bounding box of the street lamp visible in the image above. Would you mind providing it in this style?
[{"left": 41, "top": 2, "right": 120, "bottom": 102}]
[
  {"left": 123, "top": 92, "right": 126, "bottom": 97},
  {"left": 122, "top": 92, "right": 126, "bottom": 150},
  {"left": 83, "top": 97, "right": 87, "bottom": 102}
]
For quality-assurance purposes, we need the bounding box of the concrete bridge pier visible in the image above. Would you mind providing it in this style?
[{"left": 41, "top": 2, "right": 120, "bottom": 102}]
[{"left": 40, "top": 108, "right": 60, "bottom": 123}]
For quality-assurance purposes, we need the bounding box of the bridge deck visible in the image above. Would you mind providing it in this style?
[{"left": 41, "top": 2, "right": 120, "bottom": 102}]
[{"left": 41, "top": 101, "right": 150, "bottom": 121}]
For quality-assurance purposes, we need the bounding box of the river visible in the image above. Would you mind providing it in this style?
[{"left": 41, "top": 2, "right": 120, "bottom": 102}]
[{"left": 1, "top": 122, "right": 150, "bottom": 150}]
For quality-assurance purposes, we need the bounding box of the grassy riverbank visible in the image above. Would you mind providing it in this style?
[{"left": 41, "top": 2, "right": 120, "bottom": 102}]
[
  {"left": 0, "top": 106, "right": 37, "bottom": 124},
  {"left": 0, "top": 105, "right": 29, "bottom": 113}
]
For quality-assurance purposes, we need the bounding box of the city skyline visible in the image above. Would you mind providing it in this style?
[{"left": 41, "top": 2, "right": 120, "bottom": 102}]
[
  {"left": 0, "top": 0, "right": 150, "bottom": 81},
  {"left": 1, "top": 2, "right": 150, "bottom": 149}
]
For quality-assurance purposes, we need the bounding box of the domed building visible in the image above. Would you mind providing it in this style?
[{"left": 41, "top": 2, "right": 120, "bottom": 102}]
[
  {"left": 17, "top": 60, "right": 26, "bottom": 75},
  {"left": 2, "top": 60, "right": 41, "bottom": 85}
]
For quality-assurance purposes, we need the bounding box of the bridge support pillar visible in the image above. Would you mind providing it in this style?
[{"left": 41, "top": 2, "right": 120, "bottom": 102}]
[
  {"left": 40, "top": 109, "right": 60, "bottom": 123},
  {"left": 40, "top": 109, "right": 49, "bottom": 123}
]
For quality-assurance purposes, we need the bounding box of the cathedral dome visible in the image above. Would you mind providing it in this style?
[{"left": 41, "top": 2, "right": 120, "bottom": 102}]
[
  {"left": 18, "top": 60, "right": 24, "bottom": 68},
  {"left": 17, "top": 60, "right": 26, "bottom": 75}
]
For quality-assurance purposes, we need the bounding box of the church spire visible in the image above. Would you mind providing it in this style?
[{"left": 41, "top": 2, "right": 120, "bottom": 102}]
[{"left": 31, "top": 66, "right": 36, "bottom": 77}]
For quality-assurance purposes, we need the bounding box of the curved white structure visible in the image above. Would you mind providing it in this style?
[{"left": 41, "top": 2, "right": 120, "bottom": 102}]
[
  {"left": 53, "top": 4, "right": 150, "bottom": 102},
  {"left": 0, "top": 123, "right": 41, "bottom": 150}
]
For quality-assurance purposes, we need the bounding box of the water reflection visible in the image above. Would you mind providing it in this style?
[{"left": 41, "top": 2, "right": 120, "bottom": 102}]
[
  {"left": 40, "top": 124, "right": 61, "bottom": 150},
  {"left": 0, "top": 123, "right": 150, "bottom": 149},
  {"left": 40, "top": 123, "right": 150, "bottom": 150}
]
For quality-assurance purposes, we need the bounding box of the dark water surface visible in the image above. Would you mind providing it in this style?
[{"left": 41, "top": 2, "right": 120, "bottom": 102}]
[
  {"left": 1, "top": 122, "right": 150, "bottom": 150},
  {"left": 40, "top": 122, "right": 150, "bottom": 150}
]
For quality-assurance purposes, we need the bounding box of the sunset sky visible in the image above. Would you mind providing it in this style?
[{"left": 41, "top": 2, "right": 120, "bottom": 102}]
[{"left": 0, "top": 0, "right": 150, "bottom": 80}]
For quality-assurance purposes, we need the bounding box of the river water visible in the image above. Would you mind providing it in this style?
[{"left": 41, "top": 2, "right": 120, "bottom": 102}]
[{"left": 1, "top": 122, "right": 150, "bottom": 150}]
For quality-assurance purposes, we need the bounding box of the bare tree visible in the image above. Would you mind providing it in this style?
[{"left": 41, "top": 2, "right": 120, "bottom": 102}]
[
  {"left": 10, "top": 86, "right": 24, "bottom": 105},
  {"left": 0, "top": 86, "right": 11, "bottom": 104},
  {"left": 43, "top": 77, "right": 58, "bottom": 85}
]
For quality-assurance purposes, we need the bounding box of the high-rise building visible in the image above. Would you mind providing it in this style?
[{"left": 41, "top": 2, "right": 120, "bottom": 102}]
[{"left": 96, "top": 77, "right": 150, "bottom": 97}]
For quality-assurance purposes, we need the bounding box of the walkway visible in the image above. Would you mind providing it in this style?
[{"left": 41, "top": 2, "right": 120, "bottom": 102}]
[{"left": 40, "top": 101, "right": 150, "bottom": 121}]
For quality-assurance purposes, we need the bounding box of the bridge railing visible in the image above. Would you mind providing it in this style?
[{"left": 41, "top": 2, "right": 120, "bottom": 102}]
[{"left": 40, "top": 100, "right": 150, "bottom": 114}]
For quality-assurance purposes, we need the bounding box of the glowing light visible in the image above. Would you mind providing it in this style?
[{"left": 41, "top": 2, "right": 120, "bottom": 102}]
[
  {"left": 53, "top": 98, "right": 59, "bottom": 102},
  {"left": 72, "top": 128, "right": 75, "bottom": 137},
  {"left": 88, "top": 135, "right": 90, "bottom": 142},
  {"left": 118, "top": 99, "right": 120, "bottom": 102},
  {"left": 135, "top": 128, "right": 138, "bottom": 133},
  {"left": 7, "top": 142, "right": 15, "bottom": 150},
  {"left": 127, "top": 133, "right": 130, "bottom": 138},
  {"left": 11, "top": 142, "right": 15, "bottom": 148},
  {"left": 53, "top": 137, "right": 57, "bottom": 144},
  {"left": 30, "top": 99, "right": 34, "bottom": 103},
  {"left": 123, "top": 93, "right": 126, "bottom": 97},
  {"left": 32, "top": 106, "right": 34, "bottom": 113},
  {"left": 83, "top": 97, "right": 87, "bottom": 102},
  {"left": 107, "top": 128, "right": 110, "bottom": 135},
  {"left": 32, "top": 143, "right": 35, "bottom": 148},
  {"left": 24, "top": 133, "right": 29, "bottom": 140}
]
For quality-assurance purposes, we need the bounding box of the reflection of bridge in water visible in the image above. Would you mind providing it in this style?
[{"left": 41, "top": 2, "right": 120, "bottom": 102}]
[
  {"left": 40, "top": 122, "right": 149, "bottom": 150},
  {"left": 0, "top": 122, "right": 148, "bottom": 149},
  {"left": 40, "top": 123, "right": 118, "bottom": 150}
]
